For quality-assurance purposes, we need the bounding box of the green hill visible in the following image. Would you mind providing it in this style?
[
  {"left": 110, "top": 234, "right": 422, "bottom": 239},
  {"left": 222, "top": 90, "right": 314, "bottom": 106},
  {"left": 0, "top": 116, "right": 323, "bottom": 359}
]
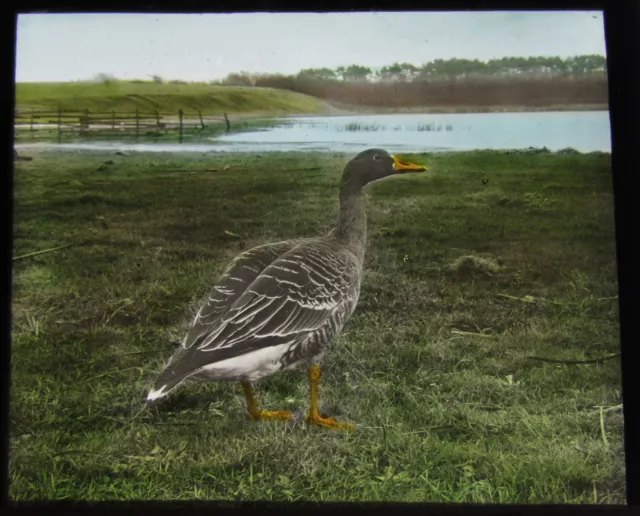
[{"left": 14, "top": 80, "right": 329, "bottom": 115}]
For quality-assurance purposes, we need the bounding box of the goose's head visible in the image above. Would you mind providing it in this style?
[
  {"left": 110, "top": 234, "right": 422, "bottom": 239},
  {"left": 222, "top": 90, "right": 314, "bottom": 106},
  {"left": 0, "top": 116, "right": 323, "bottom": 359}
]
[{"left": 340, "top": 148, "right": 428, "bottom": 192}]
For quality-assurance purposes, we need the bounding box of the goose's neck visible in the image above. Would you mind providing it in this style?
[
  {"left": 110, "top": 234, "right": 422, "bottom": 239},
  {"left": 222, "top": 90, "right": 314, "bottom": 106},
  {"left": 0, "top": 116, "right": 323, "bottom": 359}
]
[{"left": 335, "top": 187, "right": 367, "bottom": 261}]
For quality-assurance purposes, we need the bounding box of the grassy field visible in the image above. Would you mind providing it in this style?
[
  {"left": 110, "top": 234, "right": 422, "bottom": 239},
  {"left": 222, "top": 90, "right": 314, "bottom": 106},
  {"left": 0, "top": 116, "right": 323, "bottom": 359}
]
[
  {"left": 10, "top": 148, "right": 624, "bottom": 502},
  {"left": 14, "top": 81, "right": 330, "bottom": 115}
]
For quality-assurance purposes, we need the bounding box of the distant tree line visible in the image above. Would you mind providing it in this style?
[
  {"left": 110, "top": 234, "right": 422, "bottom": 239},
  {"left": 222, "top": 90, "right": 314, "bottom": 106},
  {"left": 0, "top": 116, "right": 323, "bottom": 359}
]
[
  {"left": 221, "top": 55, "right": 607, "bottom": 86},
  {"left": 87, "top": 54, "right": 607, "bottom": 109}
]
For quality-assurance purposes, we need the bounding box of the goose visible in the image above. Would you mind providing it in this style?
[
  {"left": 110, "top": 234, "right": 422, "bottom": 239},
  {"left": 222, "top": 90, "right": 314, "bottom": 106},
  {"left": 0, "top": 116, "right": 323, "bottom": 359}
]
[{"left": 146, "top": 148, "right": 428, "bottom": 430}]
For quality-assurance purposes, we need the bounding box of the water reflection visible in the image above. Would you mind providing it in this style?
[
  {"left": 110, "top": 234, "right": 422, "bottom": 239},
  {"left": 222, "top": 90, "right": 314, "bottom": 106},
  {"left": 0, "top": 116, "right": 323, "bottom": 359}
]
[
  {"left": 15, "top": 111, "right": 610, "bottom": 154},
  {"left": 213, "top": 112, "right": 611, "bottom": 153}
]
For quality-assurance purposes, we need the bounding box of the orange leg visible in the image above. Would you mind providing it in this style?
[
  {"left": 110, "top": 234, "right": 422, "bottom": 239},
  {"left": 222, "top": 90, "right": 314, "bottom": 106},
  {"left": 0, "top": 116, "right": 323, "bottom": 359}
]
[
  {"left": 305, "top": 365, "right": 354, "bottom": 431},
  {"left": 241, "top": 382, "right": 291, "bottom": 422}
]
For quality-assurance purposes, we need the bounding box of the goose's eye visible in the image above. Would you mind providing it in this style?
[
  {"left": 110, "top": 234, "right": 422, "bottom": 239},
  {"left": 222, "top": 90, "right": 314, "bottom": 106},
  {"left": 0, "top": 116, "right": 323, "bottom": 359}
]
[{"left": 373, "top": 154, "right": 382, "bottom": 161}]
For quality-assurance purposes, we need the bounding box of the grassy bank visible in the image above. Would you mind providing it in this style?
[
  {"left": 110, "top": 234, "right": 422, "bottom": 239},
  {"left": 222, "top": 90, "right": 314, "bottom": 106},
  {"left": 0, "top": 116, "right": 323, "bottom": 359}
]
[
  {"left": 14, "top": 77, "right": 608, "bottom": 117},
  {"left": 14, "top": 81, "right": 330, "bottom": 115},
  {"left": 10, "top": 149, "right": 623, "bottom": 502}
]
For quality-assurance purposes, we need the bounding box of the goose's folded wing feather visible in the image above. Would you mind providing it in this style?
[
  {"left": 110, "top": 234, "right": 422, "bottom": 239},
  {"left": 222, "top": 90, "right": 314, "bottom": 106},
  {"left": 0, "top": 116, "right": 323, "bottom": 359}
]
[
  {"left": 184, "top": 239, "right": 303, "bottom": 336},
  {"left": 181, "top": 242, "right": 360, "bottom": 371}
]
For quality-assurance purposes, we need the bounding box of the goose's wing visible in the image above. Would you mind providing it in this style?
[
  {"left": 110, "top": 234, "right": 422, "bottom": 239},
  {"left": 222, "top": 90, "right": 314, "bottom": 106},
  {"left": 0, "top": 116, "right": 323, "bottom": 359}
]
[
  {"left": 192, "top": 240, "right": 360, "bottom": 357},
  {"left": 183, "top": 239, "right": 303, "bottom": 342},
  {"left": 149, "top": 240, "right": 360, "bottom": 398}
]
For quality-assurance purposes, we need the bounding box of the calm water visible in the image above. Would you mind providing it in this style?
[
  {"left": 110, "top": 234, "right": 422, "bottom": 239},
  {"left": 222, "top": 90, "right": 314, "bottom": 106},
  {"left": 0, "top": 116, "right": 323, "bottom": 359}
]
[{"left": 15, "top": 111, "right": 611, "bottom": 154}]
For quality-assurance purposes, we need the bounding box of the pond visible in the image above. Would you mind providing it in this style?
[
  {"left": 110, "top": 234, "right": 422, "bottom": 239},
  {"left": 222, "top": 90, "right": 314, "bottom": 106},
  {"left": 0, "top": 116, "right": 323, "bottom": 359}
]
[{"left": 15, "top": 111, "right": 611, "bottom": 154}]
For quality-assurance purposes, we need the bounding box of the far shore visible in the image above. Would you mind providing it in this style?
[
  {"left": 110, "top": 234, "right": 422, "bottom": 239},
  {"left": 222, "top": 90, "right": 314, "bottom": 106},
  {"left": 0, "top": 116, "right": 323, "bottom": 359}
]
[
  {"left": 13, "top": 102, "right": 609, "bottom": 122},
  {"left": 219, "top": 103, "right": 610, "bottom": 119},
  {"left": 307, "top": 102, "right": 610, "bottom": 116}
]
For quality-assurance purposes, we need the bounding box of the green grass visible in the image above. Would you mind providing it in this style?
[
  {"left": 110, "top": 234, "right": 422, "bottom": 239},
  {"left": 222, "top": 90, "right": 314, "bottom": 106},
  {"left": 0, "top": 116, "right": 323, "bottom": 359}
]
[
  {"left": 10, "top": 148, "right": 624, "bottom": 502},
  {"left": 14, "top": 80, "right": 329, "bottom": 115}
]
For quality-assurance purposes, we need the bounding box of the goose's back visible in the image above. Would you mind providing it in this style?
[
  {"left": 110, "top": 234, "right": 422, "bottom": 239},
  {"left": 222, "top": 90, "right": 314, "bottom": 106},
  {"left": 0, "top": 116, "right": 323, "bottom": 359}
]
[{"left": 151, "top": 236, "right": 363, "bottom": 390}]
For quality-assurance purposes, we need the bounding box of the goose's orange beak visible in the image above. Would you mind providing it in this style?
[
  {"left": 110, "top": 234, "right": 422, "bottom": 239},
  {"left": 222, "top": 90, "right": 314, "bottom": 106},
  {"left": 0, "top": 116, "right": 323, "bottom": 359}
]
[{"left": 391, "top": 155, "right": 428, "bottom": 173}]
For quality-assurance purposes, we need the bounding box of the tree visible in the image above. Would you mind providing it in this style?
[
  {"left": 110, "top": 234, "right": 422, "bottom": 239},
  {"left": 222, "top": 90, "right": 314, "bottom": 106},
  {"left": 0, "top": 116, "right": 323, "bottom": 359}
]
[
  {"left": 222, "top": 71, "right": 255, "bottom": 86},
  {"left": 379, "top": 63, "right": 405, "bottom": 82},
  {"left": 565, "top": 54, "right": 607, "bottom": 74},
  {"left": 341, "top": 65, "right": 373, "bottom": 82},
  {"left": 378, "top": 62, "right": 420, "bottom": 82},
  {"left": 418, "top": 58, "right": 487, "bottom": 79},
  {"left": 297, "top": 68, "right": 338, "bottom": 81},
  {"left": 379, "top": 63, "right": 400, "bottom": 82},
  {"left": 93, "top": 72, "right": 116, "bottom": 84}
]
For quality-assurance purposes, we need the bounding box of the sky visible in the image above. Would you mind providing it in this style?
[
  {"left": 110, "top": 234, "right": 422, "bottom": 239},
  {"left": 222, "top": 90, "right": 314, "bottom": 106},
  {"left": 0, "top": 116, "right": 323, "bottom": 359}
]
[{"left": 15, "top": 11, "right": 606, "bottom": 83}]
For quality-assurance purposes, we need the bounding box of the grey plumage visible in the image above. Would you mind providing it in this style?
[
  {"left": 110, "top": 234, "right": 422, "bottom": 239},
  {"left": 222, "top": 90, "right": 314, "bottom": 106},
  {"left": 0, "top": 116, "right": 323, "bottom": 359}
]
[
  {"left": 147, "top": 148, "right": 427, "bottom": 407},
  {"left": 148, "top": 236, "right": 361, "bottom": 399}
]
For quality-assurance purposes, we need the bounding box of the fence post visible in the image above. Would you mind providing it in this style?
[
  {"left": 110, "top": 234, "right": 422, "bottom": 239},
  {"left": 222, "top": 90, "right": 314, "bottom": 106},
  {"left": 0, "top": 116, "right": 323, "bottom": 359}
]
[
  {"left": 57, "top": 106, "right": 62, "bottom": 142},
  {"left": 135, "top": 109, "right": 139, "bottom": 139},
  {"left": 198, "top": 110, "right": 205, "bottom": 129},
  {"left": 79, "top": 108, "right": 90, "bottom": 135},
  {"left": 30, "top": 108, "right": 35, "bottom": 139},
  {"left": 111, "top": 111, "right": 115, "bottom": 131},
  {"left": 179, "top": 109, "right": 183, "bottom": 144},
  {"left": 224, "top": 112, "right": 230, "bottom": 132}
]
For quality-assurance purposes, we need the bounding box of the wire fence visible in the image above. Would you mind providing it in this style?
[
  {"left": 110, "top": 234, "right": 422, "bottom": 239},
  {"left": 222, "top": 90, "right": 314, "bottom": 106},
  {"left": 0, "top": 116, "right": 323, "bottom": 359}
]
[{"left": 13, "top": 108, "right": 233, "bottom": 143}]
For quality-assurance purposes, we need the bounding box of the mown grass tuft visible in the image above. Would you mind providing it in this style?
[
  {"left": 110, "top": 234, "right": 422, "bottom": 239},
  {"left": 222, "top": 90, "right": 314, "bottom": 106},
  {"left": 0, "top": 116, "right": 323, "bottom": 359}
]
[{"left": 10, "top": 148, "right": 623, "bottom": 502}]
